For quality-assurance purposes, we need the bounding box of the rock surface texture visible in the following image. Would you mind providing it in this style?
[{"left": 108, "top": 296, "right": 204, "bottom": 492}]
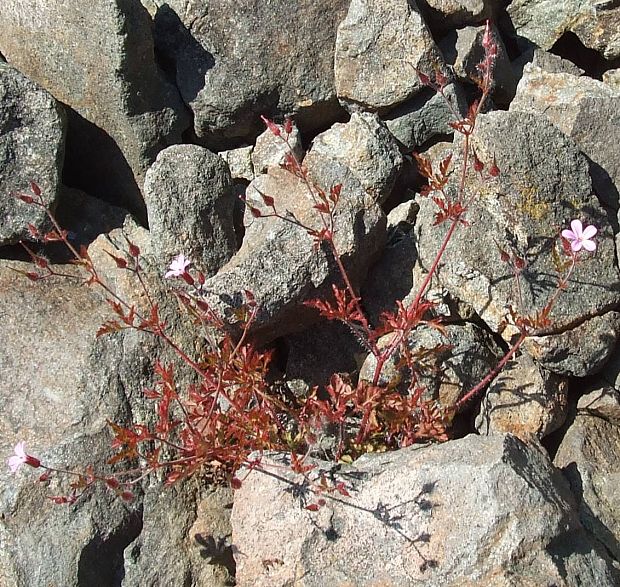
[
  {"left": 0, "top": 0, "right": 189, "bottom": 216},
  {"left": 154, "top": 0, "right": 349, "bottom": 145},
  {"left": 0, "top": 62, "right": 65, "bottom": 245},
  {"left": 143, "top": 144, "right": 237, "bottom": 275},
  {"left": 232, "top": 435, "right": 619, "bottom": 586},
  {"left": 415, "top": 110, "right": 620, "bottom": 371},
  {"left": 334, "top": 0, "right": 447, "bottom": 111},
  {"left": 3, "top": 3, "right": 620, "bottom": 585}
]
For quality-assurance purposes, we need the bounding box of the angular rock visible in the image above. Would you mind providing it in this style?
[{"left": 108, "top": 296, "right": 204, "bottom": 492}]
[
  {"left": 232, "top": 434, "right": 619, "bottom": 586},
  {"left": 359, "top": 322, "right": 503, "bottom": 410},
  {"left": 508, "top": 0, "right": 620, "bottom": 60},
  {"left": 523, "top": 312, "right": 620, "bottom": 377},
  {"left": 304, "top": 112, "right": 403, "bottom": 204},
  {"left": 384, "top": 83, "right": 468, "bottom": 150},
  {"left": 577, "top": 386, "right": 620, "bottom": 421},
  {"left": 414, "top": 111, "right": 620, "bottom": 350},
  {"left": 0, "top": 62, "right": 65, "bottom": 245},
  {"left": 334, "top": 0, "right": 447, "bottom": 111},
  {"left": 475, "top": 353, "right": 569, "bottom": 440},
  {"left": 0, "top": 0, "right": 189, "bottom": 217},
  {"left": 555, "top": 387, "right": 620, "bottom": 561},
  {"left": 510, "top": 65, "right": 620, "bottom": 209},
  {"left": 417, "top": 0, "right": 500, "bottom": 33},
  {"left": 143, "top": 145, "right": 237, "bottom": 276},
  {"left": 123, "top": 482, "right": 234, "bottom": 587},
  {"left": 512, "top": 47, "right": 585, "bottom": 78},
  {"left": 439, "top": 24, "right": 517, "bottom": 105},
  {"left": 203, "top": 165, "right": 386, "bottom": 342},
  {"left": 0, "top": 260, "right": 140, "bottom": 586},
  {"left": 154, "top": 0, "right": 348, "bottom": 145},
  {"left": 219, "top": 146, "right": 255, "bottom": 183},
  {"left": 252, "top": 124, "right": 304, "bottom": 175}
]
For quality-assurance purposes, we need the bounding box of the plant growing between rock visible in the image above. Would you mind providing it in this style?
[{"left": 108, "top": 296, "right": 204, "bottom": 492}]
[{"left": 7, "top": 22, "right": 599, "bottom": 509}]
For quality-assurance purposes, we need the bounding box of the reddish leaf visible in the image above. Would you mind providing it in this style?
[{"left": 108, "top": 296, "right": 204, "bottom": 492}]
[{"left": 30, "top": 181, "right": 42, "bottom": 196}]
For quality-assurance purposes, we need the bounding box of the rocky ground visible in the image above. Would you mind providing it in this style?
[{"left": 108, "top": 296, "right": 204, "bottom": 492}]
[{"left": 1, "top": 1, "right": 620, "bottom": 586}]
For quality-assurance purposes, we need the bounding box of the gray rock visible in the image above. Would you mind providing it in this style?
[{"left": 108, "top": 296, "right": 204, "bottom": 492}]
[
  {"left": 123, "top": 481, "right": 234, "bottom": 587},
  {"left": 555, "top": 387, "right": 620, "bottom": 561},
  {"left": 577, "top": 386, "right": 620, "bottom": 421},
  {"left": 570, "top": 3, "right": 620, "bottom": 61},
  {"left": 523, "top": 312, "right": 620, "bottom": 377},
  {"left": 475, "top": 353, "right": 569, "bottom": 440},
  {"left": 0, "top": 261, "right": 140, "bottom": 586},
  {"left": 334, "top": 0, "right": 447, "bottom": 111},
  {"left": 359, "top": 321, "right": 503, "bottom": 411},
  {"left": 361, "top": 225, "right": 419, "bottom": 324},
  {"left": 0, "top": 0, "right": 189, "bottom": 217},
  {"left": 304, "top": 112, "right": 403, "bottom": 204},
  {"left": 417, "top": 0, "right": 500, "bottom": 33},
  {"left": 219, "top": 146, "right": 255, "bottom": 183},
  {"left": 232, "top": 434, "right": 619, "bottom": 586},
  {"left": 252, "top": 124, "right": 303, "bottom": 175},
  {"left": 384, "top": 83, "right": 468, "bottom": 150},
  {"left": 414, "top": 111, "right": 620, "bottom": 351},
  {"left": 0, "top": 62, "right": 65, "bottom": 245},
  {"left": 510, "top": 65, "right": 620, "bottom": 209},
  {"left": 508, "top": 0, "right": 620, "bottom": 60},
  {"left": 143, "top": 145, "right": 237, "bottom": 277},
  {"left": 439, "top": 24, "right": 517, "bottom": 105},
  {"left": 203, "top": 164, "right": 386, "bottom": 342},
  {"left": 511, "top": 47, "right": 585, "bottom": 79},
  {"left": 603, "top": 68, "right": 620, "bottom": 91},
  {"left": 153, "top": 0, "right": 348, "bottom": 145}
]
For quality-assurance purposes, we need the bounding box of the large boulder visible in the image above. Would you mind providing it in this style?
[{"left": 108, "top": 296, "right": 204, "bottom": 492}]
[
  {"left": 0, "top": 62, "right": 65, "bottom": 245},
  {"left": 0, "top": 0, "right": 189, "bottom": 217},
  {"left": 0, "top": 261, "right": 140, "bottom": 586},
  {"left": 510, "top": 65, "right": 620, "bottom": 209},
  {"left": 153, "top": 0, "right": 349, "bottom": 146},
  {"left": 202, "top": 164, "right": 387, "bottom": 342},
  {"left": 508, "top": 0, "right": 620, "bottom": 60},
  {"left": 304, "top": 112, "right": 403, "bottom": 204},
  {"left": 143, "top": 144, "right": 238, "bottom": 276},
  {"left": 414, "top": 111, "right": 620, "bottom": 375},
  {"left": 334, "top": 0, "right": 447, "bottom": 112},
  {"left": 555, "top": 387, "right": 620, "bottom": 562},
  {"left": 231, "top": 434, "right": 619, "bottom": 586}
]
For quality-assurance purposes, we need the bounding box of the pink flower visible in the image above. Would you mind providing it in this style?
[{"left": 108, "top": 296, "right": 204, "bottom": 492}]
[
  {"left": 164, "top": 254, "right": 191, "bottom": 278},
  {"left": 562, "top": 220, "right": 597, "bottom": 252},
  {"left": 8, "top": 442, "right": 40, "bottom": 473}
]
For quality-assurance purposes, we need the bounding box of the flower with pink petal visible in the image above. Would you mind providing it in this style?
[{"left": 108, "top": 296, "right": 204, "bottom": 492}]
[
  {"left": 562, "top": 220, "right": 597, "bottom": 252},
  {"left": 164, "top": 254, "right": 191, "bottom": 279},
  {"left": 8, "top": 442, "right": 40, "bottom": 473}
]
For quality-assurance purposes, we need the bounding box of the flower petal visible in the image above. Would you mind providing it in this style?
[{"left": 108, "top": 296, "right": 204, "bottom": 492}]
[
  {"left": 571, "top": 240, "right": 583, "bottom": 252},
  {"left": 14, "top": 442, "right": 26, "bottom": 458},
  {"left": 570, "top": 219, "right": 584, "bottom": 238},
  {"left": 581, "top": 225, "right": 597, "bottom": 240},
  {"left": 582, "top": 239, "right": 597, "bottom": 252},
  {"left": 561, "top": 229, "right": 576, "bottom": 241},
  {"left": 8, "top": 456, "right": 22, "bottom": 473}
]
